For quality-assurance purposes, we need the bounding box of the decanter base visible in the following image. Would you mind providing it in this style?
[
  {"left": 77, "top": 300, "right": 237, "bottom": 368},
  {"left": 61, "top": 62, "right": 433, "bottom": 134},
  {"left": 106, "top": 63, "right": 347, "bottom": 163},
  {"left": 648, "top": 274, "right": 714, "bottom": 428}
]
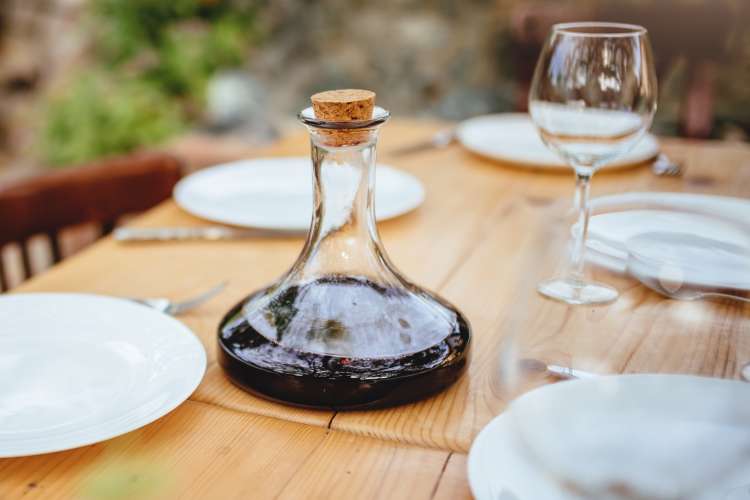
[
  {"left": 218, "top": 347, "right": 468, "bottom": 410},
  {"left": 217, "top": 286, "right": 471, "bottom": 410}
]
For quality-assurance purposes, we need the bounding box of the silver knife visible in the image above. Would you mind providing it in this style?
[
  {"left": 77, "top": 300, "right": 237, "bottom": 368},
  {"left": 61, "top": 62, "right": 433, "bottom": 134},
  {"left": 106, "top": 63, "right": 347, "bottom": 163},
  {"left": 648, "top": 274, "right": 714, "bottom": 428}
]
[{"left": 113, "top": 226, "right": 299, "bottom": 242}]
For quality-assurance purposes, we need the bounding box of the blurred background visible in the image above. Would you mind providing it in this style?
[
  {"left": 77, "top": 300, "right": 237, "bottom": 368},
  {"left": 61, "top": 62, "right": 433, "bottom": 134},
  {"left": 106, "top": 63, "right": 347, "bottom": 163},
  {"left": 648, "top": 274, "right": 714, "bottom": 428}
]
[{"left": 0, "top": 0, "right": 748, "bottom": 174}]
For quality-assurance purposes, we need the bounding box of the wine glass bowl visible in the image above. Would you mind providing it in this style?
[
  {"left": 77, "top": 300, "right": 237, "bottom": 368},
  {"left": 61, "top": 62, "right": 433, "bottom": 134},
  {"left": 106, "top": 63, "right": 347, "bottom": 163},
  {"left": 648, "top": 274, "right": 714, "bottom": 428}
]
[
  {"left": 529, "top": 104, "right": 652, "bottom": 175},
  {"left": 529, "top": 22, "right": 657, "bottom": 305}
]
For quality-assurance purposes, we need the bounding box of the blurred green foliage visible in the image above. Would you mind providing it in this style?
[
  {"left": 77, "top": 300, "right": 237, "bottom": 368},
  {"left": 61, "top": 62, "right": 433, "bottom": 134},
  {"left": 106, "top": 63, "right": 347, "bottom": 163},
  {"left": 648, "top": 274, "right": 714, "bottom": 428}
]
[
  {"left": 40, "top": 73, "right": 185, "bottom": 167},
  {"left": 79, "top": 457, "right": 170, "bottom": 500},
  {"left": 40, "top": 0, "right": 262, "bottom": 167}
]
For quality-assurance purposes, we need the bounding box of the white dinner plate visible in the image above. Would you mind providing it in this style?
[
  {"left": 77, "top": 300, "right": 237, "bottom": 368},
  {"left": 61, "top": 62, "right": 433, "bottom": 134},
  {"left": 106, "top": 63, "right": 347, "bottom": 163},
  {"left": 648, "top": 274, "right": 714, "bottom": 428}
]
[
  {"left": 584, "top": 193, "right": 750, "bottom": 274},
  {"left": 468, "top": 375, "right": 750, "bottom": 500},
  {"left": 456, "top": 113, "right": 660, "bottom": 171},
  {"left": 626, "top": 232, "right": 750, "bottom": 291},
  {"left": 174, "top": 157, "right": 426, "bottom": 231},
  {"left": 0, "top": 294, "right": 206, "bottom": 457}
]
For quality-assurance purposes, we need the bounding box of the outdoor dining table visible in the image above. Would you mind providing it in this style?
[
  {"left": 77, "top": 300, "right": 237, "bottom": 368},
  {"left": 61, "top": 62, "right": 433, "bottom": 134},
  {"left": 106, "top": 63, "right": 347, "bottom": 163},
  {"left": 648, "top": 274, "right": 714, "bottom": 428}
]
[{"left": 1, "top": 120, "right": 749, "bottom": 499}]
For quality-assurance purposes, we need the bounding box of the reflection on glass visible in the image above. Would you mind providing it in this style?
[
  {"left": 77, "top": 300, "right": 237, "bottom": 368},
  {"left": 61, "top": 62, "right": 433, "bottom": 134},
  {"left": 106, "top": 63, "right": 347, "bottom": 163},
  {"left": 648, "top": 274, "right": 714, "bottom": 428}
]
[
  {"left": 529, "top": 22, "right": 657, "bottom": 305},
  {"left": 217, "top": 105, "right": 471, "bottom": 410},
  {"left": 496, "top": 198, "right": 750, "bottom": 500}
]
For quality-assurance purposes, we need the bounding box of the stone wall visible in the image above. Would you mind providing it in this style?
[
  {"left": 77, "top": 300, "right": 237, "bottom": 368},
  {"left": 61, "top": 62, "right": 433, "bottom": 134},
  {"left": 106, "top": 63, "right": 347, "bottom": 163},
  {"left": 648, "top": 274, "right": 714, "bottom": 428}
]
[
  {"left": 0, "top": 0, "right": 747, "bottom": 172},
  {"left": 0, "top": 0, "right": 86, "bottom": 170},
  {"left": 248, "top": 0, "right": 518, "bottom": 120}
]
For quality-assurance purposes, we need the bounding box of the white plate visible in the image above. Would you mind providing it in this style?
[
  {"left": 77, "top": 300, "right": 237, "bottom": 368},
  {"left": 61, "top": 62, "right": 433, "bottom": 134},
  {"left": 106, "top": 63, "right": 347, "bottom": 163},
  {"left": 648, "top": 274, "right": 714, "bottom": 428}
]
[
  {"left": 627, "top": 232, "right": 750, "bottom": 291},
  {"left": 585, "top": 193, "right": 750, "bottom": 274},
  {"left": 456, "top": 113, "right": 659, "bottom": 171},
  {"left": 469, "top": 375, "right": 750, "bottom": 500},
  {"left": 590, "top": 192, "right": 750, "bottom": 222},
  {"left": 0, "top": 294, "right": 206, "bottom": 457},
  {"left": 469, "top": 413, "right": 569, "bottom": 500},
  {"left": 174, "top": 157, "right": 426, "bottom": 231}
]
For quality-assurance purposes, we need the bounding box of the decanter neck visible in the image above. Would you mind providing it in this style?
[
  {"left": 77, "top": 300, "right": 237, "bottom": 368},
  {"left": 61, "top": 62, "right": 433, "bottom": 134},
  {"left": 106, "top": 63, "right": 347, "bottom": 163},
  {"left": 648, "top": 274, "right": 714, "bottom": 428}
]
[{"left": 292, "top": 135, "right": 390, "bottom": 280}]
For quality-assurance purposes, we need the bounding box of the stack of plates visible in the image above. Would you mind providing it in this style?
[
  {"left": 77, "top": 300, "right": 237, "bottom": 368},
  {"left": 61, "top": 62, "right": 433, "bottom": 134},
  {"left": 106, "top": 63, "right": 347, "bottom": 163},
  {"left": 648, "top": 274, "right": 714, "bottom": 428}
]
[{"left": 585, "top": 193, "right": 750, "bottom": 282}]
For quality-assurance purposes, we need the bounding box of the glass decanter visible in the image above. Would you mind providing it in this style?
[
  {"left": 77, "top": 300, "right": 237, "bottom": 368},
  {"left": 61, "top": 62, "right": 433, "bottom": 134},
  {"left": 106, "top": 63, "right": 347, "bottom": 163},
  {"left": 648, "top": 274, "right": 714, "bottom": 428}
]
[{"left": 218, "top": 90, "right": 471, "bottom": 410}]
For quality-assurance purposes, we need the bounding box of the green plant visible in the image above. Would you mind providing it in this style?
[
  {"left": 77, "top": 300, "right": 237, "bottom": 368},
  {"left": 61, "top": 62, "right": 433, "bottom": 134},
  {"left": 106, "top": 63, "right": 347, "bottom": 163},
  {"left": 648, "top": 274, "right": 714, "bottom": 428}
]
[
  {"left": 39, "top": 0, "right": 262, "bottom": 166},
  {"left": 40, "top": 73, "right": 185, "bottom": 166}
]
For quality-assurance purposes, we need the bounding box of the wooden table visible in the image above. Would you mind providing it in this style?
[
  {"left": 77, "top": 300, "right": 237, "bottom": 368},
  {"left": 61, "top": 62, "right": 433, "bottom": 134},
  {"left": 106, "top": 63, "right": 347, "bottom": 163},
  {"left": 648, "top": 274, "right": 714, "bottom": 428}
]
[{"left": 2, "top": 120, "right": 749, "bottom": 499}]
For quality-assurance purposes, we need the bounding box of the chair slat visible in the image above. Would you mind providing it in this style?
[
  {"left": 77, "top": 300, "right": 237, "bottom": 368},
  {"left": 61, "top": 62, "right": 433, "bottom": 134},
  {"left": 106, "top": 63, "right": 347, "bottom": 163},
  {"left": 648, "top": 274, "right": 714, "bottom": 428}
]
[
  {"left": 0, "top": 253, "right": 6, "bottom": 292},
  {"left": 21, "top": 243, "right": 33, "bottom": 280},
  {"left": 48, "top": 232, "right": 63, "bottom": 263},
  {"left": 0, "top": 152, "right": 182, "bottom": 288},
  {"left": 101, "top": 220, "right": 116, "bottom": 236}
]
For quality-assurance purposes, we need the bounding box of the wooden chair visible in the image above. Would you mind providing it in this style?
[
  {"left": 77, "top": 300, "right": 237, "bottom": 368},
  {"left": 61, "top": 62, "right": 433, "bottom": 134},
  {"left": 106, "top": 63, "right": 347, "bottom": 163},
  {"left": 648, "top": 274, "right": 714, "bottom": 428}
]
[{"left": 0, "top": 152, "right": 182, "bottom": 291}]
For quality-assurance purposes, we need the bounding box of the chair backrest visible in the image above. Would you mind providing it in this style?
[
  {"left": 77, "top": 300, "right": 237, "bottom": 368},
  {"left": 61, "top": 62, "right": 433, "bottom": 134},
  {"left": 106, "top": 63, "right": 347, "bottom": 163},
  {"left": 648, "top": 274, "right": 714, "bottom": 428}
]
[{"left": 0, "top": 152, "right": 182, "bottom": 290}]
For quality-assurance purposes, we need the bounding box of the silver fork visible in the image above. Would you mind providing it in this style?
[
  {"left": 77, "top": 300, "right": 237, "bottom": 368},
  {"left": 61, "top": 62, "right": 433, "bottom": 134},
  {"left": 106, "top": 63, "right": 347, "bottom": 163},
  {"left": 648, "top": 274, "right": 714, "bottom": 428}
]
[
  {"left": 130, "top": 282, "right": 227, "bottom": 315},
  {"left": 651, "top": 153, "right": 683, "bottom": 177}
]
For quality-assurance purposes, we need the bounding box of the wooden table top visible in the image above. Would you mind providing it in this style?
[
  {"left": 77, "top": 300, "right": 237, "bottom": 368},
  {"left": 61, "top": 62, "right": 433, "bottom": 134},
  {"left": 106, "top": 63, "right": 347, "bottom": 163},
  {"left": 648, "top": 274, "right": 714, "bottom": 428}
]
[{"left": 2, "top": 120, "right": 749, "bottom": 499}]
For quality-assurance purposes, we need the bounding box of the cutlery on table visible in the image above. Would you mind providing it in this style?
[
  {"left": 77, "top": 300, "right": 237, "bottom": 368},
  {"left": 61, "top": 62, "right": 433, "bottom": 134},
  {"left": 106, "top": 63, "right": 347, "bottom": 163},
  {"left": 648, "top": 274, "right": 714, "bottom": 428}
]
[
  {"left": 522, "top": 358, "right": 750, "bottom": 384},
  {"left": 519, "top": 358, "right": 598, "bottom": 380},
  {"left": 627, "top": 256, "right": 750, "bottom": 304},
  {"left": 114, "top": 226, "right": 299, "bottom": 242},
  {"left": 388, "top": 128, "right": 456, "bottom": 156},
  {"left": 633, "top": 277, "right": 750, "bottom": 304},
  {"left": 625, "top": 232, "right": 750, "bottom": 304},
  {"left": 130, "top": 281, "right": 227, "bottom": 315},
  {"left": 651, "top": 153, "right": 683, "bottom": 177}
]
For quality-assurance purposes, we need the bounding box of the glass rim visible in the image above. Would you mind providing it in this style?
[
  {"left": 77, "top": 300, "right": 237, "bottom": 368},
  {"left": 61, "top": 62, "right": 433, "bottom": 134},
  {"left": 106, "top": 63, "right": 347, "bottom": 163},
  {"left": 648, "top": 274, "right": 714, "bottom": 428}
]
[
  {"left": 552, "top": 22, "right": 648, "bottom": 37},
  {"left": 298, "top": 106, "right": 390, "bottom": 130}
]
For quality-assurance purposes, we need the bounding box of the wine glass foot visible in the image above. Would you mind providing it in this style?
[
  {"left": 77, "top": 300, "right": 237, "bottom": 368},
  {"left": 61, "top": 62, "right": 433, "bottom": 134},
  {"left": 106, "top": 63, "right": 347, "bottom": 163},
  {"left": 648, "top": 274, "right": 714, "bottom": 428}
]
[{"left": 537, "top": 277, "right": 618, "bottom": 305}]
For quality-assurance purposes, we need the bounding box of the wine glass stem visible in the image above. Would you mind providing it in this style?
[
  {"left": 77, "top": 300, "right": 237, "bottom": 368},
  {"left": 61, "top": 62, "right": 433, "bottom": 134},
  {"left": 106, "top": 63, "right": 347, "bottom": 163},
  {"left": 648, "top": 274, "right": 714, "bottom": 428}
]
[{"left": 570, "top": 170, "right": 592, "bottom": 281}]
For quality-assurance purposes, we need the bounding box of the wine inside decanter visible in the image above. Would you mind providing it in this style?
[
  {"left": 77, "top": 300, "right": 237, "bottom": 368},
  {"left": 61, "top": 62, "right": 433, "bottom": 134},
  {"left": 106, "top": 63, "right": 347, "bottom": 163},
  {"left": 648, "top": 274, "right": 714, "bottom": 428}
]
[{"left": 218, "top": 100, "right": 470, "bottom": 409}]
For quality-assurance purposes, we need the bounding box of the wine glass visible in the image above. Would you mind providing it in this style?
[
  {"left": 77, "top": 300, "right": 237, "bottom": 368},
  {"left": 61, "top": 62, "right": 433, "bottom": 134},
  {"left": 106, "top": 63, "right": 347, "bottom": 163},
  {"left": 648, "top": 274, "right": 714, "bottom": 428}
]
[{"left": 529, "top": 22, "right": 657, "bottom": 305}]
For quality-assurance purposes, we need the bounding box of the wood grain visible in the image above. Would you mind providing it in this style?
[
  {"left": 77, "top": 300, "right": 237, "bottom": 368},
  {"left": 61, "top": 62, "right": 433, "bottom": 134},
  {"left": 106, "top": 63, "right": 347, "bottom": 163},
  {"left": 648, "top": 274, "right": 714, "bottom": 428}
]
[
  {"left": 6, "top": 120, "right": 750, "bottom": 497},
  {"left": 433, "top": 453, "right": 472, "bottom": 500},
  {"left": 332, "top": 134, "right": 750, "bottom": 452},
  {"left": 13, "top": 223, "right": 335, "bottom": 429},
  {"left": 0, "top": 401, "right": 452, "bottom": 500}
]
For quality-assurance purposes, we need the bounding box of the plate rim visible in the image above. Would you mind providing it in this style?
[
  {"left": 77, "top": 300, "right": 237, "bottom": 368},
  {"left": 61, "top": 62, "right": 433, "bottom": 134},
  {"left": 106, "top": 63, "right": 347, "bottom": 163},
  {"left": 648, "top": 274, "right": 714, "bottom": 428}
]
[
  {"left": 173, "top": 156, "right": 426, "bottom": 231},
  {"left": 456, "top": 113, "right": 659, "bottom": 171},
  {"left": 467, "top": 374, "right": 750, "bottom": 500},
  {"left": 467, "top": 412, "right": 513, "bottom": 500},
  {"left": 625, "top": 231, "right": 750, "bottom": 290},
  {"left": 584, "top": 193, "right": 750, "bottom": 276},
  {"left": 0, "top": 292, "right": 207, "bottom": 458}
]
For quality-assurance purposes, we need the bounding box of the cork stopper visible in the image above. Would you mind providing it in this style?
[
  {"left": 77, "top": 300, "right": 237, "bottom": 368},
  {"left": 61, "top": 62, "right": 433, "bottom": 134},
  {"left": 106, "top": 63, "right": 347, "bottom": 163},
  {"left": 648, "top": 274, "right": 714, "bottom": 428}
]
[{"left": 310, "top": 89, "right": 376, "bottom": 146}]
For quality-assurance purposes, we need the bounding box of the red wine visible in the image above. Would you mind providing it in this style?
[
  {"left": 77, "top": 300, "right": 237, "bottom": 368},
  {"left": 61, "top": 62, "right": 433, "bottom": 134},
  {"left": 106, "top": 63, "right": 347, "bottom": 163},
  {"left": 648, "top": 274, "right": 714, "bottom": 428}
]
[{"left": 218, "top": 275, "right": 470, "bottom": 410}]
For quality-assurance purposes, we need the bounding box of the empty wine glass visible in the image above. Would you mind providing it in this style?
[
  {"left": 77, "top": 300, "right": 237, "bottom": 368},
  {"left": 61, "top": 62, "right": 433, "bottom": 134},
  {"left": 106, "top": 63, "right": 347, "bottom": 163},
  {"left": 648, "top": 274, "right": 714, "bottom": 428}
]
[{"left": 529, "top": 22, "right": 657, "bottom": 305}]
